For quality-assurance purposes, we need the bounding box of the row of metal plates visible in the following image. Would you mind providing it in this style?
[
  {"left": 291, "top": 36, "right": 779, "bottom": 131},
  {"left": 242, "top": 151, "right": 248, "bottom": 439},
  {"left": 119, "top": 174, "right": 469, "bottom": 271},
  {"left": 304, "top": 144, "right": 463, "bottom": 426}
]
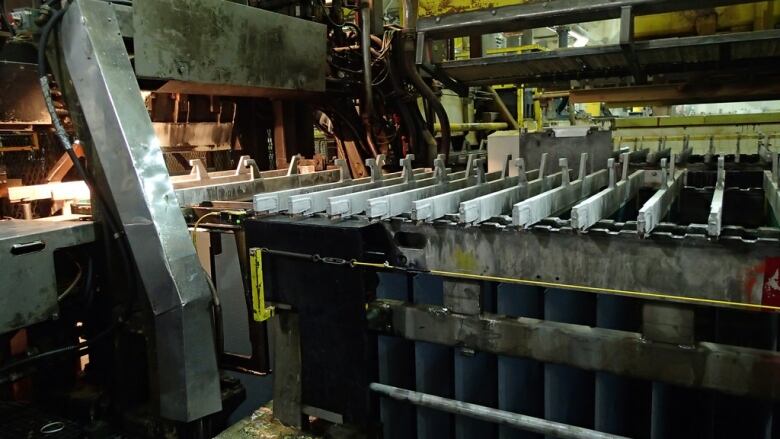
[{"left": 244, "top": 152, "right": 753, "bottom": 239}]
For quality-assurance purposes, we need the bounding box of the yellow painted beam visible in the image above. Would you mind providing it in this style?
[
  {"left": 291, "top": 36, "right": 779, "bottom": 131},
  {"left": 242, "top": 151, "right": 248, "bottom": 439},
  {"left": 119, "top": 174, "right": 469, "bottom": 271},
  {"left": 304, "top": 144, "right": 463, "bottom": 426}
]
[
  {"left": 634, "top": 2, "right": 780, "bottom": 39},
  {"left": 419, "top": 0, "right": 532, "bottom": 17},
  {"left": 613, "top": 113, "right": 780, "bottom": 128}
]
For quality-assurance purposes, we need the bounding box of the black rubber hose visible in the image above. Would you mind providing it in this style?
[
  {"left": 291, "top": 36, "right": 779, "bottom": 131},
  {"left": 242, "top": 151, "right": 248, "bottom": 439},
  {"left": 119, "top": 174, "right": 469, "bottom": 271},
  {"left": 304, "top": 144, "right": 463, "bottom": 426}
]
[
  {"left": 402, "top": 34, "right": 450, "bottom": 162},
  {"left": 387, "top": 59, "right": 418, "bottom": 155},
  {"left": 0, "top": 321, "right": 118, "bottom": 378}
]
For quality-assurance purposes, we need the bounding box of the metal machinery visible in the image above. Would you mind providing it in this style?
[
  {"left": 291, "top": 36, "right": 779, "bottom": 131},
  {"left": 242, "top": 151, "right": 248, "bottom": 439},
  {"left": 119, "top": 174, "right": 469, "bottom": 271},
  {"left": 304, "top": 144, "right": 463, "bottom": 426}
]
[{"left": 2, "top": 0, "right": 780, "bottom": 438}]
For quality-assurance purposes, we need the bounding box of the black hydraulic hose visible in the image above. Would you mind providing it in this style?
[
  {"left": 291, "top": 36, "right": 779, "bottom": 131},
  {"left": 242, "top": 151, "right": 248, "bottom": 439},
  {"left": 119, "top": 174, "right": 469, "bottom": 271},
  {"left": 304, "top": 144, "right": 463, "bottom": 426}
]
[
  {"left": 81, "top": 256, "right": 96, "bottom": 309},
  {"left": 0, "top": 322, "right": 118, "bottom": 378},
  {"left": 360, "top": 1, "right": 374, "bottom": 121},
  {"left": 401, "top": 35, "right": 450, "bottom": 161},
  {"left": 359, "top": 3, "right": 379, "bottom": 158},
  {"left": 399, "top": 0, "right": 450, "bottom": 161},
  {"left": 388, "top": 59, "right": 418, "bottom": 155}
]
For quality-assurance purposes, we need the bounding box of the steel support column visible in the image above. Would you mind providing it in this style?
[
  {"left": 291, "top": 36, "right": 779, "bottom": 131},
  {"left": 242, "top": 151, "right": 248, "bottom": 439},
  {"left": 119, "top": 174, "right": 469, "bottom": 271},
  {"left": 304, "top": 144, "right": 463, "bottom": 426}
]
[{"left": 60, "top": 0, "right": 221, "bottom": 421}]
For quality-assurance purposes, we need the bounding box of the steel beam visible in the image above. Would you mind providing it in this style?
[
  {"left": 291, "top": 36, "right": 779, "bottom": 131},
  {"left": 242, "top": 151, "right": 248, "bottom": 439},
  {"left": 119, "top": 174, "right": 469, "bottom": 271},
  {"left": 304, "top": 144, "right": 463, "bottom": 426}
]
[
  {"left": 459, "top": 163, "right": 568, "bottom": 224},
  {"left": 368, "top": 176, "right": 469, "bottom": 220},
  {"left": 570, "top": 156, "right": 644, "bottom": 230},
  {"left": 570, "top": 79, "right": 780, "bottom": 106},
  {"left": 60, "top": 0, "right": 221, "bottom": 421},
  {"left": 637, "top": 158, "right": 685, "bottom": 237},
  {"left": 418, "top": 0, "right": 767, "bottom": 40},
  {"left": 366, "top": 157, "right": 470, "bottom": 219},
  {"left": 440, "top": 30, "right": 780, "bottom": 88},
  {"left": 383, "top": 220, "right": 777, "bottom": 308},
  {"left": 409, "top": 171, "right": 514, "bottom": 221},
  {"left": 513, "top": 155, "right": 608, "bottom": 228},
  {"left": 329, "top": 157, "right": 463, "bottom": 217},
  {"left": 253, "top": 165, "right": 419, "bottom": 214},
  {"left": 170, "top": 155, "right": 285, "bottom": 190},
  {"left": 174, "top": 160, "right": 344, "bottom": 205},
  {"left": 253, "top": 159, "right": 350, "bottom": 213},
  {"left": 411, "top": 157, "right": 538, "bottom": 221},
  {"left": 289, "top": 158, "right": 431, "bottom": 215},
  {"left": 708, "top": 156, "right": 726, "bottom": 237},
  {"left": 763, "top": 153, "right": 780, "bottom": 224},
  {"left": 368, "top": 300, "right": 780, "bottom": 401}
]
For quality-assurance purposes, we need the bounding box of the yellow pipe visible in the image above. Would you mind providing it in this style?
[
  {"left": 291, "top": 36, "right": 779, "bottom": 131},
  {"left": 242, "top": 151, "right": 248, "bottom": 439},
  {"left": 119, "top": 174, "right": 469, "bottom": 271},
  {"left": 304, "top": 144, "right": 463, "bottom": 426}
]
[
  {"left": 533, "top": 90, "right": 543, "bottom": 130},
  {"left": 434, "top": 122, "right": 508, "bottom": 133}
]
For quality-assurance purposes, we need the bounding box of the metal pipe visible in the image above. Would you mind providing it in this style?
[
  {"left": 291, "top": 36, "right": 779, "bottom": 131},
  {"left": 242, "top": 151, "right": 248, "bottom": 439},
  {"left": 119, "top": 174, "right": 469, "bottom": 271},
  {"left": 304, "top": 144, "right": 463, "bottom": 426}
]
[
  {"left": 486, "top": 87, "right": 520, "bottom": 130},
  {"left": 401, "top": 0, "right": 418, "bottom": 30},
  {"left": 557, "top": 25, "right": 570, "bottom": 48},
  {"left": 400, "top": 0, "right": 451, "bottom": 162},
  {"left": 360, "top": 1, "right": 374, "bottom": 120},
  {"left": 388, "top": 59, "right": 419, "bottom": 153},
  {"left": 434, "top": 122, "right": 508, "bottom": 133},
  {"left": 370, "top": 383, "right": 629, "bottom": 439}
]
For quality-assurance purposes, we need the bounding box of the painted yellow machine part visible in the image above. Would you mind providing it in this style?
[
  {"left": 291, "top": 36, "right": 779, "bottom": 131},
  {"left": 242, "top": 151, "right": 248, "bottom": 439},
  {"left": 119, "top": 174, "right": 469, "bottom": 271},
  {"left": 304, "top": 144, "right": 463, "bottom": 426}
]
[
  {"left": 634, "top": 1, "right": 780, "bottom": 39},
  {"left": 419, "top": 0, "right": 779, "bottom": 38},
  {"left": 582, "top": 103, "right": 601, "bottom": 117},
  {"left": 249, "top": 248, "right": 275, "bottom": 322},
  {"left": 419, "top": 0, "right": 532, "bottom": 17}
]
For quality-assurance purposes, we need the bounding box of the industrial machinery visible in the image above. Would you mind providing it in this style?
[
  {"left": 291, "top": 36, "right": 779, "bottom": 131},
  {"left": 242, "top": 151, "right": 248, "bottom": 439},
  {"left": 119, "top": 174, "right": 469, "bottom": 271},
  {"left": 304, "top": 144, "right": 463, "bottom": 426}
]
[{"left": 2, "top": 0, "right": 780, "bottom": 438}]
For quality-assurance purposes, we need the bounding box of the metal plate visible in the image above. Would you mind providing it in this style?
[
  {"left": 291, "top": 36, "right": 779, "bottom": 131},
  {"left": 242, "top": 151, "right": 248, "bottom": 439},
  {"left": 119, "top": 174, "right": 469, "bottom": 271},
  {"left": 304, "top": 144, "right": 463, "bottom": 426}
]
[
  {"left": 518, "top": 130, "right": 612, "bottom": 177},
  {"left": 0, "top": 220, "right": 95, "bottom": 333},
  {"left": 133, "top": 0, "right": 326, "bottom": 95}
]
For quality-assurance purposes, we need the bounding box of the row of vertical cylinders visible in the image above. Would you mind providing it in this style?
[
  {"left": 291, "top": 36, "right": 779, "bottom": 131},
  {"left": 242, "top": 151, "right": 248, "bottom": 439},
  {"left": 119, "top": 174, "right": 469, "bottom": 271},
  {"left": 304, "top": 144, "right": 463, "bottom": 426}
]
[{"left": 376, "top": 273, "right": 779, "bottom": 439}]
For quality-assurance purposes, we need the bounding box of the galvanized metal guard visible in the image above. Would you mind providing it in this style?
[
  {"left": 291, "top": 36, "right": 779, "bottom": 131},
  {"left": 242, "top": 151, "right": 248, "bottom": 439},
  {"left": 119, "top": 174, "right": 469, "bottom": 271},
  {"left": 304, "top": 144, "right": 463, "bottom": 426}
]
[{"left": 59, "top": 0, "right": 221, "bottom": 422}]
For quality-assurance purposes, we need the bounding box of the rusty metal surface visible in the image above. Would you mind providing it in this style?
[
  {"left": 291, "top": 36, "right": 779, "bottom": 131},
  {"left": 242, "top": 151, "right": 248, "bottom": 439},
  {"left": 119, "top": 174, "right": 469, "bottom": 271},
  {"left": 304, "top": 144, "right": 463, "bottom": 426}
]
[
  {"left": 133, "top": 0, "right": 327, "bottom": 94},
  {"left": 153, "top": 122, "right": 233, "bottom": 151}
]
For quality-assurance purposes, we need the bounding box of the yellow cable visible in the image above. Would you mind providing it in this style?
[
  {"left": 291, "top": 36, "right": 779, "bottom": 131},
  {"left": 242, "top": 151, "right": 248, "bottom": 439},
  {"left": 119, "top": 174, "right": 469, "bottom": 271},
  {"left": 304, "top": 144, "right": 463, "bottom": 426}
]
[
  {"left": 351, "top": 261, "right": 780, "bottom": 312},
  {"left": 191, "top": 212, "right": 221, "bottom": 249}
]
